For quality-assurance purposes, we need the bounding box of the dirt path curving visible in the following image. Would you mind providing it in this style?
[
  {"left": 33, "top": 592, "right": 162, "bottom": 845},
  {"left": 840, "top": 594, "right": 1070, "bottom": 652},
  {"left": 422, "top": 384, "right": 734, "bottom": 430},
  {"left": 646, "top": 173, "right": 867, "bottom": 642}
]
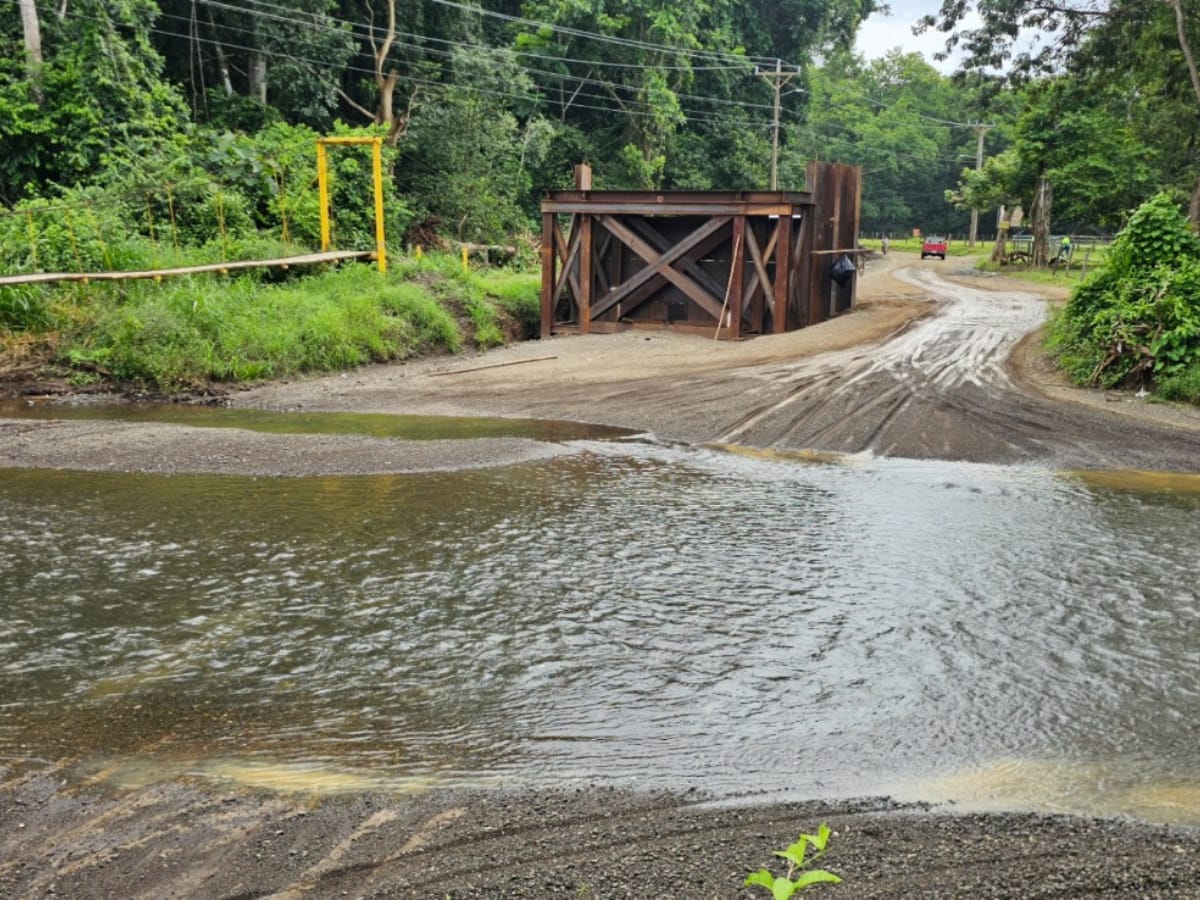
[{"left": 229, "top": 252, "right": 1200, "bottom": 474}]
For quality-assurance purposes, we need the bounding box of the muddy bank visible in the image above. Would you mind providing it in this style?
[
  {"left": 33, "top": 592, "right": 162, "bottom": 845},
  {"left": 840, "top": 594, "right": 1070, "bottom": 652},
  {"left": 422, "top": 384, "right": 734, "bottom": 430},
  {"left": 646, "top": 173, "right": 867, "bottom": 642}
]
[
  {"left": 233, "top": 255, "right": 1200, "bottom": 473},
  {"left": 0, "top": 418, "right": 572, "bottom": 475},
  {"left": 4, "top": 765, "right": 1200, "bottom": 899}
]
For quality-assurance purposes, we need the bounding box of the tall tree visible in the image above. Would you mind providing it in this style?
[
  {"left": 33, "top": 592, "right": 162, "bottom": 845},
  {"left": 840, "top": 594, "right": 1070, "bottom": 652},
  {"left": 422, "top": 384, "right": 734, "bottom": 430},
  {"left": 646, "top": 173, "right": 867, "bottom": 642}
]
[
  {"left": 18, "top": 0, "right": 42, "bottom": 68},
  {"left": 0, "top": 0, "right": 190, "bottom": 200},
  {"left": 920, "top": 0, "right": 1200, "bottom": 223}
]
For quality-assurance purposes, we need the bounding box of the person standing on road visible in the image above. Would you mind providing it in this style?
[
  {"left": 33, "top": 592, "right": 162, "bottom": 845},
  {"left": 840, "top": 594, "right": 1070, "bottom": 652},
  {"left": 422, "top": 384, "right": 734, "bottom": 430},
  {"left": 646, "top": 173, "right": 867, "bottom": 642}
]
[{"left": 881, "top": 234, "right": 889, "bottom": 255}]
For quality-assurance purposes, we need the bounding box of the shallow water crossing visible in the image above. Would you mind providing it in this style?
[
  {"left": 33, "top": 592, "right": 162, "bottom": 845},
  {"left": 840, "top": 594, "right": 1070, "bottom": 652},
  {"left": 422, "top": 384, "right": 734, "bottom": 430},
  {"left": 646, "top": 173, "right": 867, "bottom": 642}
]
[{"left": 3, "top": 434, "right": 1200, "bottom": 824}]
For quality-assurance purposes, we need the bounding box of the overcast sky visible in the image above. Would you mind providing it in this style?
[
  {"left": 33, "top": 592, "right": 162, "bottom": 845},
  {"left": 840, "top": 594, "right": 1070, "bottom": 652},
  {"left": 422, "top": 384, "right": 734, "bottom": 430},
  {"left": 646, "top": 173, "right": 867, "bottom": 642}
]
[{"left": 853, "top": 0, "right": 977, "bottom": 73}]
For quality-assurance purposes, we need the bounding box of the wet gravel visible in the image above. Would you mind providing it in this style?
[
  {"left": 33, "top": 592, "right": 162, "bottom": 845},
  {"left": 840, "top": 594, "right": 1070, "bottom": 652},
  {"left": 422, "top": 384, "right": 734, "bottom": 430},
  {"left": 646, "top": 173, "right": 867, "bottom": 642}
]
[{"left": 4, "top": 768, "right": 1200, "bottom": 899}]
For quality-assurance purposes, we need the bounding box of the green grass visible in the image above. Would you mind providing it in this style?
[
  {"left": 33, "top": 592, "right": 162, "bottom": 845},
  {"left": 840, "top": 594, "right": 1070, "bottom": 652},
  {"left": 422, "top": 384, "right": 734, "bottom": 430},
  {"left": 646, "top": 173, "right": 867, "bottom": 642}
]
[{"left": 38, "top": 252, "right": 541, "bottom": 393}]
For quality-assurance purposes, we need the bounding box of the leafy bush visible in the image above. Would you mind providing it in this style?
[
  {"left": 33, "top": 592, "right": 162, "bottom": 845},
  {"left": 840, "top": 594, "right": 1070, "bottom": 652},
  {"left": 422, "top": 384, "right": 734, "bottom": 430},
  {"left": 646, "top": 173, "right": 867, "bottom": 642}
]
[
  {"left": 1048, "top": 193, "right": 1200, "bottom": 390},
  {"left": 1156, "top": 363, "right": 1200, "bottom": 404},
  {"left": 481, "top": 269, "right": 541, "bottom": 333},
  {"left": 0, "top": 286, "right": 55, "bottom": 331}
]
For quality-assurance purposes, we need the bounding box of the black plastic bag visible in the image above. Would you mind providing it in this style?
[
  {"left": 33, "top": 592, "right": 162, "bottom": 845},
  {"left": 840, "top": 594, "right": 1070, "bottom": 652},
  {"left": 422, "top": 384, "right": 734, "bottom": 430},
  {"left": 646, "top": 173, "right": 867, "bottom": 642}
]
[{"left": 830, "top": 254, "right": 857, "bottom": 286}]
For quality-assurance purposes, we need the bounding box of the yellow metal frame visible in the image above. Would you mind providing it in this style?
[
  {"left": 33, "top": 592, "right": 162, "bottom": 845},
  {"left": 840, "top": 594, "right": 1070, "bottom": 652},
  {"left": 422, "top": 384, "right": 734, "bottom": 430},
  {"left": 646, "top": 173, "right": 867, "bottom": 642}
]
[{"left": 316, "top": 136, "right": 387, "bottom": 274}]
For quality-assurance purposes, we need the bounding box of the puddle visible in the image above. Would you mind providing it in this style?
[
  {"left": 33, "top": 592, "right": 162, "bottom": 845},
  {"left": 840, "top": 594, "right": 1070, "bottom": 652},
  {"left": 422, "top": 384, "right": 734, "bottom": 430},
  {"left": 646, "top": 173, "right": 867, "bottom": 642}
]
[{"left": 0, "top": 399, "right": 629, "bottom": 442}]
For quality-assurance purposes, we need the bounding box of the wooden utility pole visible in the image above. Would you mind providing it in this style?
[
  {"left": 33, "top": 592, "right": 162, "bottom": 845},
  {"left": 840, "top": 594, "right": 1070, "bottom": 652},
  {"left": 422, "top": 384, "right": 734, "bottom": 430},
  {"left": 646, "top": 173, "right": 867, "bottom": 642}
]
[
  {"left": 758, "top": 61, "right": 798, "bottom": 190},
  {"left": 968, "top": 124, "right": 990, "bottom": 247}
]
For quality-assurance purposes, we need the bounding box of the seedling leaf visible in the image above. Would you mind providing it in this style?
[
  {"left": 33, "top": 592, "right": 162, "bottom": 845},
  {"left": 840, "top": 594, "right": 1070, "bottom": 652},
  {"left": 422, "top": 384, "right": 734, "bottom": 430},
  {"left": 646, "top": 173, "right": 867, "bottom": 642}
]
[
  {"left": 802, "top": 824, "right": 832, "bottom": 853},
  {"left": 794, "top": 869, "right": 842, "bottom": 890},
  {"left": 745, "top": 869, "right": 776, "bottom": 889},
  {"left": 773, "top": 836, "right": 809, "bottom": 867}
]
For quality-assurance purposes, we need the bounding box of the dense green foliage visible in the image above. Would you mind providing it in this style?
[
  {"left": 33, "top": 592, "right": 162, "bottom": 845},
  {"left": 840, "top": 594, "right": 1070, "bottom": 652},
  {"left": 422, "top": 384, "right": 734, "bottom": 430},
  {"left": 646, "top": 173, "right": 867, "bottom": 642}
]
[
  {"left": 1048, "top": 194, "right": 1200, "bottom": 393},
  {"left": 4, "top": 1, "right": 1195, "bottom": 243},
  {"left": 5, "top": 254, "right": 537, "bottom": 392}
]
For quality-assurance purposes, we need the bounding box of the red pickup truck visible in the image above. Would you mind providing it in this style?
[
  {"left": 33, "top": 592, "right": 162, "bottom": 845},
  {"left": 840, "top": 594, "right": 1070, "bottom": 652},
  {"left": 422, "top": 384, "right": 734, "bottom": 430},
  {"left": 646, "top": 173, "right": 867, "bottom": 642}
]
[{"left": 921, "top": 235, "right": 947, "bottom": 259}]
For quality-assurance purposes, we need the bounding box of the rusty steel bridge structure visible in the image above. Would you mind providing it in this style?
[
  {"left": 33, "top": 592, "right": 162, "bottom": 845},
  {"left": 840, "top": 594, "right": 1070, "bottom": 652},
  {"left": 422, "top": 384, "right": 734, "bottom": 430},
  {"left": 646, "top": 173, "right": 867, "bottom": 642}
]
[{"left": 540, "top": 162, "right": 863, "bottom": 340}]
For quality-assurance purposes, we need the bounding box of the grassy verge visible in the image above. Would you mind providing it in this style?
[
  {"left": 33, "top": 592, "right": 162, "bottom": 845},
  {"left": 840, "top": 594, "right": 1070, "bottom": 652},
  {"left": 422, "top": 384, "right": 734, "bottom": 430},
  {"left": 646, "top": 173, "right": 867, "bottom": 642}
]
[{"left": 2, "top": 251, "right": 540, "bottom": 394}]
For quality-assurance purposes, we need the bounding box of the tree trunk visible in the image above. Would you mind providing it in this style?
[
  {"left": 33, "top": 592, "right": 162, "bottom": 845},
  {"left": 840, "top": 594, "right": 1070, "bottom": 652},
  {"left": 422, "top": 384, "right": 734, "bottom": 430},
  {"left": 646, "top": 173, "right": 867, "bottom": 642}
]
[
  {"left": 1030, "top": 178, "right": 1052, "bottom": 268},
  {"left": 1170, "top": 0, "right": 1200, "bottom": 226},
  {"left": 207, "top": 8, "right": 234, "bottom": 95},
  {"left": 368, "top": 0, "right": 405, "bottom": 144},
  {"left": 19, "top": 0, "right": 43, "bottom": 102},
  {"left": 991, "top": 206, "right": 1008, "bottom": 263},
  {"left": 249, "top": 51, "right": 268, "bottom": 104},
  {"left": 19, "top": 0, "right": 42, "bottom": 64}
]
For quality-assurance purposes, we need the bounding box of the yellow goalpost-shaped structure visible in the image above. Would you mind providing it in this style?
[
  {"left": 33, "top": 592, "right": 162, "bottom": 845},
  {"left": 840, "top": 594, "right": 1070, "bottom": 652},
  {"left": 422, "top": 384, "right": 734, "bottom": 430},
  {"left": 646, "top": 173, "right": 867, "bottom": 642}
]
[{"left": 316, "top": 136, "right": 387, "bottom": 274}]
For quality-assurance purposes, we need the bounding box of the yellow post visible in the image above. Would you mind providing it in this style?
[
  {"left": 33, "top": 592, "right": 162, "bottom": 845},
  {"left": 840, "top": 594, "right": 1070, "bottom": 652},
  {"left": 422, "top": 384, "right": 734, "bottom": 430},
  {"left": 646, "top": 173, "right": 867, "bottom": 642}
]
[
  {"left": 316, "top": 140, "right": 331, "bottom": 252},
  {"left": 461, "top": 244, "right": 469, "bottom": 272},
  {"left": 316, "top": 136, "right": 387, "bottom": 270},
  {"left": 371, "top": 137, "right": 387, "bottom": 274},
  {"left": 415, "top": 245, "right": 423, "bottom": 261}
]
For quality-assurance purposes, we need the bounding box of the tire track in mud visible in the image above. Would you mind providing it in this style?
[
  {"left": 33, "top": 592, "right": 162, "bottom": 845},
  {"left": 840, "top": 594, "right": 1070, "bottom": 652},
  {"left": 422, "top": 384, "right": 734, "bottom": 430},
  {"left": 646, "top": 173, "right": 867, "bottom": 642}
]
[{"left": 712, "top": 265, "right": 1200, "bottom": 470}]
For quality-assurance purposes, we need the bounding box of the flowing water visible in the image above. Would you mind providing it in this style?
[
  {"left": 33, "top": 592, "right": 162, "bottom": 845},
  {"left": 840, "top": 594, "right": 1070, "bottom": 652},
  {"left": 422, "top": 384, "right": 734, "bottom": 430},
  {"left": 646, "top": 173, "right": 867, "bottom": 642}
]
[{"left": 2, "top": 426, "right": 1200, "bottom": 823}]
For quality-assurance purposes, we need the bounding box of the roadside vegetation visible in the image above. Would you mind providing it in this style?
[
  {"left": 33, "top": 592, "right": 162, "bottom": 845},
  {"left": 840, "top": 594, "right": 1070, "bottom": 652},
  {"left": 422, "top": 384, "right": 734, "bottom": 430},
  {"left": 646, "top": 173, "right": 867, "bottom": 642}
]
[
  {"left": 1047, "top": 193, "right": 1200, "bottom": 402},
  {"left": 1, "top": 1, "right": 1198, "bottom": 399}
]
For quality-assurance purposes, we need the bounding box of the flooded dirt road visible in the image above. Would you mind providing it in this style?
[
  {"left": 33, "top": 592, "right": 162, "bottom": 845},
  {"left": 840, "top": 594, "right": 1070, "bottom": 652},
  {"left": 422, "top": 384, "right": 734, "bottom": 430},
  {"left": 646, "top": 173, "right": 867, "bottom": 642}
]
[{"left": 4, "top": 255, "right": 1200, "bottom": 897}]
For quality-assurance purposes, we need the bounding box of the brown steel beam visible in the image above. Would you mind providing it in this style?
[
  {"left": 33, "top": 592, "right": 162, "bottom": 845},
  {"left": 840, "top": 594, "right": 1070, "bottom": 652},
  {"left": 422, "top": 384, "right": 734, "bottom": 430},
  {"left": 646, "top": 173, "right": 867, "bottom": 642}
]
[
  {"left": 744, "top": 222, "right": 775, "bottom": 322},
  {"left": 546, "top": 190, "right": 813, "bottom": 204},
  {"left": 590, "top": 215, "right": 731, "bottom": 321},
  {"left": 543, "top": 201, "right": 801, "bottom": 217},
  {"left": 773, "top": 214, "right": 792, "bottom": 334},
  {"left": 728, "top": 216, "right": 746, "bottom": 340},
  {"left": 594, "top": 231, "right": 614, "bottom": 295},
  {"left": 540, "top": 212, "right": 555, "bottom": 337},
  {"left": 794, "top": 209, "right": 813, "bottom": 328},
  {"left": 552, "top": 219, "right": 584, "bottom": 313},
  {"left": 594, "top": 226, "right": 730, "bottom": 322},
  {"left": 580, "top": 215, "right": 593, "bottom": 334},
  {"left": 627, "top": 217, "right": 729, "bottom": 299}
]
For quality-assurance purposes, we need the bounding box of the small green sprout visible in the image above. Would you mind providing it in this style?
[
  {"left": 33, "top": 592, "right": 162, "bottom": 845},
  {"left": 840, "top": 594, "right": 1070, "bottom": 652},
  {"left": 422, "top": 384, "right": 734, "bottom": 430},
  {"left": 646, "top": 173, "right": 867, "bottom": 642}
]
[{"left": 745, "top": 823, "right": 841, "bottom": 899}]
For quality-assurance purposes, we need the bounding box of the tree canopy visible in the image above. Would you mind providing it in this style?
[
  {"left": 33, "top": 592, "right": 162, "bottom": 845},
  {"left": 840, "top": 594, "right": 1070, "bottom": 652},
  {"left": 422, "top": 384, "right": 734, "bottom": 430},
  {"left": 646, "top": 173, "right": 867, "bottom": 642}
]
[{"left": 1, "top": 0, "right": 1196, "bottom": 242}]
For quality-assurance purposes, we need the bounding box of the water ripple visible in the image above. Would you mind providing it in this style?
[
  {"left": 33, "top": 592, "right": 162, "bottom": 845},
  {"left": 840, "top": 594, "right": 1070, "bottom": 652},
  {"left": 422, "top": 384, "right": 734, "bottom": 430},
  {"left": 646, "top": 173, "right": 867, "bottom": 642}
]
[{"left": 2, "top": 453, "right": 1200, "bottom": 821}]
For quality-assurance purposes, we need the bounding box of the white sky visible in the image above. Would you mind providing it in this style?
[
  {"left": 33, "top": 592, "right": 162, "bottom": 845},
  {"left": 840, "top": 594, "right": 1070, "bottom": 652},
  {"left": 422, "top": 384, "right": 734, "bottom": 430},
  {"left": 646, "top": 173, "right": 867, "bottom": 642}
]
[{"left": 854, "top": 0, "right": 978, "bottom": 74}]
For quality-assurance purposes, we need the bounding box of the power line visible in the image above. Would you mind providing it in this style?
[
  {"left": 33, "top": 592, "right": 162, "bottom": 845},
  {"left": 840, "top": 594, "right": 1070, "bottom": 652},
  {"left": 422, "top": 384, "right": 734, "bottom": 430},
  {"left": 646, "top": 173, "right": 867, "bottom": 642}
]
[
  {"left": 185, "top": 27, "right": 730, "bottom": 126},
  {"left": 144, "top": 0, "right": 776, "bottom": 127},
  {"left": 185, "top": 1, "right": 776, "bottom": 116},
  {"left": 421, "top": 0, "right": 779, "bottom": 67},
  {"left": 36, "top": 2, "right": 738, "bottom": 128},
  {"left": 236, "top": 0, "right": 754, "bottom": 73}
]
